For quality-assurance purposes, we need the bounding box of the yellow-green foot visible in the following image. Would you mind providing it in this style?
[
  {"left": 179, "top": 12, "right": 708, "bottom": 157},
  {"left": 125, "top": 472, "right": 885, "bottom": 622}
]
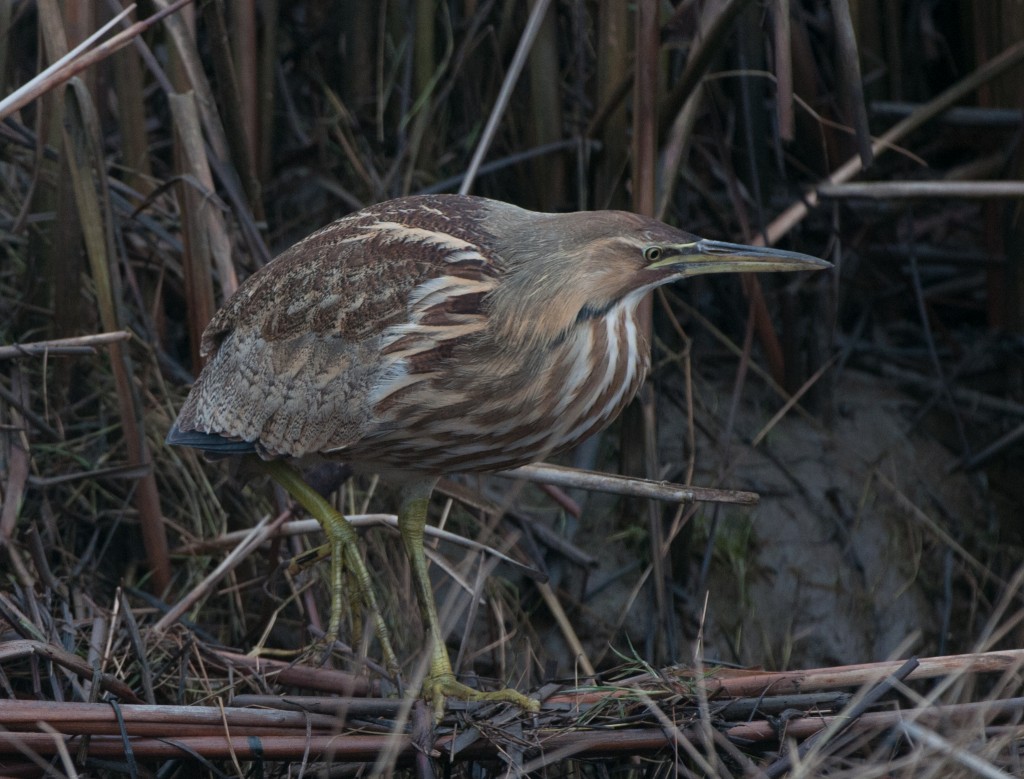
[
  {"left": 396, "top": 479, "right": 538, "bottom": 720},
  {"left": 424, "top": 672, "right": 539, "bottom": 721},
  {"left": 257, "top": 459, "right": 400, "bottom": 676}
]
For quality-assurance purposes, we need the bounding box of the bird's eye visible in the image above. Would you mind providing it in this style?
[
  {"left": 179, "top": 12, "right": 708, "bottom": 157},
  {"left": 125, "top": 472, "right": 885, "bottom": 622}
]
[{"left": 644, "top": 246, "right": 663, "bottom": 262}]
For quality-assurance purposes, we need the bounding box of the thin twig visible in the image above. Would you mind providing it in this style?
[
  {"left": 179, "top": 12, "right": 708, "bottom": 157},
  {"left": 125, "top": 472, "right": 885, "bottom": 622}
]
[
  {"left": 0, "top": 1, "right": 194, "bottom": 121},
  {"left": 764, "top": 657, "right": 919, "bottom": 777},
  {"left": 899, "top": 720, "right": 1016, "bottom": 779},
  {"left": 0, "top": 331, "right": 131, "bottom": 360},
  {"left": 459, "top": 0, "right": 553, "bottom": 194},
  {"left": 501, "top": 463, "right": 759, "bottom": 505}
]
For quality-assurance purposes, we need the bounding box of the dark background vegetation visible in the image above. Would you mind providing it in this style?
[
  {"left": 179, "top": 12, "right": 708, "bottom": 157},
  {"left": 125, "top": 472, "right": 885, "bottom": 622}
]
[{"left": 1, "top": 0, "right": 1023, "bottom": 775}]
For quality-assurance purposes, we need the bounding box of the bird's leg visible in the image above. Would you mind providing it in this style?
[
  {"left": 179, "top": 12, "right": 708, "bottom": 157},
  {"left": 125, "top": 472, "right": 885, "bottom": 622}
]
[
  {"left": 257, "top": 459, "right": 399, "bottom": 676},
  {"left": 398, "top": 479, "right": 539, "bottom": 720}
]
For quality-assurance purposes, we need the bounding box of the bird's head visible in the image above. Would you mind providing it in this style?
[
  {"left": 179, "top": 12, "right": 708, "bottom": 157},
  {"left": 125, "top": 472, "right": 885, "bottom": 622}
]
[{"left": 487, "top": 208, "right": 830, "bottom": 348}]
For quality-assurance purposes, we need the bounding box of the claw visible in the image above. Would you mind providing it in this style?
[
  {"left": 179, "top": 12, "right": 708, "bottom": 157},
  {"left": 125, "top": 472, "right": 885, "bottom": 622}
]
[{"left": 424, "top": 672, "right": 539, "bottom": 721}]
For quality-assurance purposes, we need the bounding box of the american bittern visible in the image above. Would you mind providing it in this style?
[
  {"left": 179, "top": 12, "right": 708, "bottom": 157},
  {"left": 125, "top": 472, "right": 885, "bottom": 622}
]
[{"left": 167, "top": 194, "right": 829, "bottom": 715}]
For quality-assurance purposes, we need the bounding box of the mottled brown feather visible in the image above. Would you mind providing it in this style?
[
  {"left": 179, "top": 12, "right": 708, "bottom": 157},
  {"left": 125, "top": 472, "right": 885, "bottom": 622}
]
[{"left": 171, "top": 193, "right": 821, "bottom": 474}]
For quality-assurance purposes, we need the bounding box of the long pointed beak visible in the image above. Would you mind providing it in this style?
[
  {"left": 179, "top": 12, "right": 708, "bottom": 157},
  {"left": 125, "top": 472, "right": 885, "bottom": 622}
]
[{"left": 647, "top": 239, "right": 831, "bottom": 277}]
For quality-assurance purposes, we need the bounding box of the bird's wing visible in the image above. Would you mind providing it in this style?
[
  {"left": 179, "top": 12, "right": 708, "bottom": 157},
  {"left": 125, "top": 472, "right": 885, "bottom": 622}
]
[{"left": 170, "top": 195, "right": 503, "bottom": 459}]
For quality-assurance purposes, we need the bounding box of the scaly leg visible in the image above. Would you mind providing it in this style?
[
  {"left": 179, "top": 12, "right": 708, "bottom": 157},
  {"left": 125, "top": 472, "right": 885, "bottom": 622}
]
[
  {"left": 258, "top": 459, "right": 399, "bottom": 676},
  {"left": 398, "top": 479, "right": 539, "bottom": 720}
]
